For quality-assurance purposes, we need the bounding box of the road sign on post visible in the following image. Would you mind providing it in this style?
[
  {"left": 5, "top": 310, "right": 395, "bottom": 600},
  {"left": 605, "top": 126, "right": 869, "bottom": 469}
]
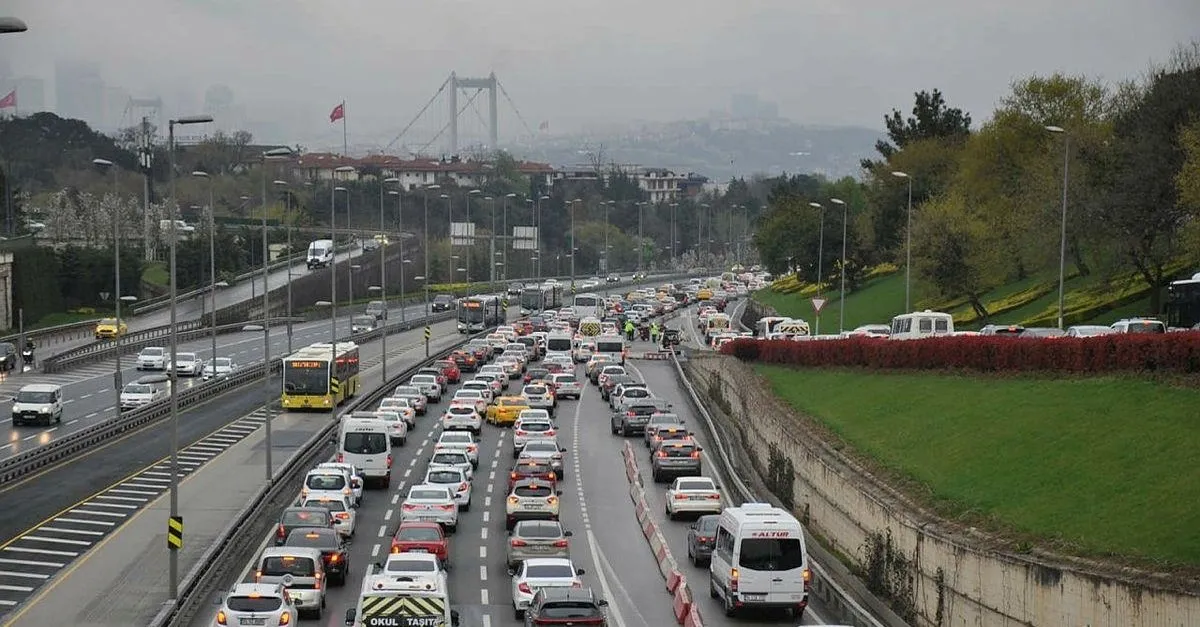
[
  {"left": 811, "top": 297, "right": 826, "bottom": 314},
  {"left": 167, "top": 515, "right": 183, "bottom": 550},
  {"left": 424, "top": 326, "right": 431, "bottom": 357}
]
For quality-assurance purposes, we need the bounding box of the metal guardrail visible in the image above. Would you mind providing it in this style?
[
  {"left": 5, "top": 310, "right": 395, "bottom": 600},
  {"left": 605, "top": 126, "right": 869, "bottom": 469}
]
[
  {"left": 40, "top": 318, "right": 305, "bottom": 374},
  {"left": 148, "top": 328, "right": 485, "bottom": 627},
  {"left": 0, "top": 318, "right": 104, "bottom": 348},
  {"left": 0, "top": 358, "right": 283, "bottom": 489},
  {"left": 667, "top": 341, "right": 893, "bottom": 627}
]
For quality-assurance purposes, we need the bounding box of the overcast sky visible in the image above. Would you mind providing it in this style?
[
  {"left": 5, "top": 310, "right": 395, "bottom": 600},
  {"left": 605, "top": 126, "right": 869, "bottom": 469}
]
[{"left": 3, "top": 0, "right": 1197, "bottom": 149}]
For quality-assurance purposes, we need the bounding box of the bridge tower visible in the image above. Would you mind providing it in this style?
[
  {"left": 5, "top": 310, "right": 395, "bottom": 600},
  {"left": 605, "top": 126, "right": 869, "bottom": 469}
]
[{"left": 447, "top": 72, "right": 498, "bottom": 154}]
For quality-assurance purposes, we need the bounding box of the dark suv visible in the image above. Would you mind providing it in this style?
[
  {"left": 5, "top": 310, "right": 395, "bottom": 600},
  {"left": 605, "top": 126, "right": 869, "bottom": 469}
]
[
  {"left": 610, "top": 398, "right": 672, "bottom": 436},
  {"left": 650, "top": 438, "right": 702, "bottom": 482},
  {"left": 525, "top": 587, "right": 608, "bottom": 626},
  {"left": 431, "top": 294, "right": 455, "bottom": 312},
  {"left": 0, "top": 342, "right": 15, "bottom": 371}
]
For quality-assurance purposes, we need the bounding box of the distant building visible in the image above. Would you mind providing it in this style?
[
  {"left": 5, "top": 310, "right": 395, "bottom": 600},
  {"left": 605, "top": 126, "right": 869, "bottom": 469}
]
[
  {"left": 54, "top": 60, "right": 105, "bottom": 127},
  {"left": 552, "top": 164, "right": 706, "bottom": 203},
  {"left": 284, "top": 153, "right": 555, "bottom": 191}
]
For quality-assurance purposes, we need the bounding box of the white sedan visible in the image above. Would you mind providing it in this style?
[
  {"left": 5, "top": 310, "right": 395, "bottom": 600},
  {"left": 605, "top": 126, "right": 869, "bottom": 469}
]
[
  {"left": 201, "top": 357, "right": 237, "bottom": 380},
  {"left": 441, "top": 405, "right": 483, "bottom": 435},
  {"left": 509, "top": 557, "right": 585, "bottom": 620},
  {"left": 167, "top": 352, "right": 202, "bottom": 376},
  {"left": 373, "top": 410, "right": 409, "bottom": 445},
  {"left": 664, "top": 476, "right": 723, "bottom": 519},
  {"left": 428, "top": 451, "right": 474, "bottom": 479},
  {"left": 452, "top": 389, "right": 489, "bottom": 415},
  {"left": 400, "top": 485, "right": 459, "bottom": 533},
  {"left": 434, "top": 430, "right": 480, "bottom": 468},
  {"left": 424, "top": 466, "right": 472, "bottom": 511}
]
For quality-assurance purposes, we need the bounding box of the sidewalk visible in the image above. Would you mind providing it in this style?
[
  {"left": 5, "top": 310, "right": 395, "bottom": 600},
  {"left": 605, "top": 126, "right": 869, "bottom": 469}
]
[{"left": 0, "top": 325, "right": 466, "bottom": 627}]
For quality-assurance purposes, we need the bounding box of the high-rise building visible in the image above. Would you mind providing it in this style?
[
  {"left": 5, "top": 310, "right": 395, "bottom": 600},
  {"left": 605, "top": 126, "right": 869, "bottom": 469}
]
[{"left": 55, "top": 60, "right": 105, "bottom": 126}]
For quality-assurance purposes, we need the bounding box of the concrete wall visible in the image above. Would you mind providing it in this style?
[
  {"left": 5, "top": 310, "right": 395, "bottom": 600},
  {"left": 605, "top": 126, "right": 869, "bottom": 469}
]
[{"left": 685, "top": 353, "right": 1200, "bottom": 627}]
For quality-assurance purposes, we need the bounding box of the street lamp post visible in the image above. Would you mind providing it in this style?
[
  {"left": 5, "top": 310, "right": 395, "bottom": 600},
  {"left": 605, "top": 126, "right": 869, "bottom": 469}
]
[
  {"left": 331, "top": 181, "right": 351, "bottom": 426},
  {"left": 570, "top": 198, "right": 581, "bottom": 290},
  {"left": 273, "top": 180, "right": 293, "bottom": 353},
  {"left": 536, "top": 195, "right": 549, "bottom": 278},
  {"left": 381, "top": 179, "right": 400, "bottom": 334},
  {"left": 485, "top": 196, "right": 496, "bottom": 295},
  {"left": 467, "top": 189, "right": 481, "bottom": 296},
  {"left": 503, "top": 193, "right": 516, "bottom": 282},
  {"left": 1046, "top": 125, "right": 1070, "bottom": 330},
  {"left": 92, "top": 158, "right": 123, "bottom": 410},
  {"left": 191, "top": 171, "right": 218, "bottom": 361},
  {"left": 259, "top": 148, "right": 293, "bottom": 486},
  {"left": 166, "top": 113, "right": 213, "bottom": 601},
  {"left": 669, "top": 202, "right": 678, "bottom": 268},
  {"left": 891, "top": 171, "right": 913, "bottom": 312},
  {"left": 830, "top": 198, "right": 848, "bottom": 333},
  {"left": 602, "top": 200, "right": 614, "bottom": 275},
  {"left": 422, "top": 185, "right": 440, "bottom": 315},
  {"left": 637, "top": 201, "right": 647, "bottom": 273},
  {"left": 441, "top": 193, "right": 452, "bottom": 290},
  {"left": 386, "top": 188, "right": 403, "bottom": 323},
  {"left": 809, "top": 202, "right": 825, "bottom": 336}
]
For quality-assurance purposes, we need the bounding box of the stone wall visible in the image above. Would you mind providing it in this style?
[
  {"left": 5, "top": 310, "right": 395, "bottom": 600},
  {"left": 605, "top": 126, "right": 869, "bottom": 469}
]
[{"left": 685, "top": 352, "right": 1200, "bottom": 627}]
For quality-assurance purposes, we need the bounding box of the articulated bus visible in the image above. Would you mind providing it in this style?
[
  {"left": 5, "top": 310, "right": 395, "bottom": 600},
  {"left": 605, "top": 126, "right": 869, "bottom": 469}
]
[
  {"left": 1166, "top": 273, "right": 1200, "bottom": 328},
  {"left": 519, "top": 283, "right": 564, "bottom": 315},
  {"left": 458, "top": 295, "right": 504, "bottom": 333},
  {"left": 281, "top": 341, "right": 361, "bottom": 410}
]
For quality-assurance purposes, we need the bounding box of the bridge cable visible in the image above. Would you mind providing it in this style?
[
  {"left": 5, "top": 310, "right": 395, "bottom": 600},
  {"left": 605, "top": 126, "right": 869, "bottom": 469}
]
[{"left": 382, "top": 74, "right": 453, "bottom": 154}]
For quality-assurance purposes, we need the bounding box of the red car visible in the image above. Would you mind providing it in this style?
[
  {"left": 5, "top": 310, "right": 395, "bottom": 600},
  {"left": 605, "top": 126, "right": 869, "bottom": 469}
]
[
  {"left": 543, "top": 362, "right": 565, "bottom": 375},
  {"left": 508, "top": 459, "right": 558, "bottom": 492},
  {"left": 390, "top": 521, "right": 450, "bottom": 566},
  {"left": 450, "top": 350, "right": 478, "bottom": 373},
  {"left": 516, "top": 320, "right": 534, "bottom": 335},
  {"left": 434, "top": 359, "right": 461, "bottom": 383}
]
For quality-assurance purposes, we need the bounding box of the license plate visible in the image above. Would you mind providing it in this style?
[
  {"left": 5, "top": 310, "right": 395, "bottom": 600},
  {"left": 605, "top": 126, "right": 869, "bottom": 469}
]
[
  {"left": 409, "top": 548, "right": 428, "bottom": 553},
  {"left": 742, "top": 593, "right": 766, "bottom": 601},
  {"left": 241, "top": 619, "right": 266, "bottom": 626},
  {"left": 522, "top": 504, "right": 543, "bottom": 510},
  {"left": 690, "top": 496, "right": 708, "bottom": 500}
]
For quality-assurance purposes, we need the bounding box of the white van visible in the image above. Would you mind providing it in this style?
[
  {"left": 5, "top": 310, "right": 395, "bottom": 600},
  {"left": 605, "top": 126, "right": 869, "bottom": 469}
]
[
  {"left": 338, "top": 417, "right": 392, "bottom": 489},
  {"left": 593, "top": 335, "right": 626, "bottom": 365},
  {"left": 11, "top": 384, "right": 64, "bottom": 426},
  {"left": 306, "top": 239, "right": 335, "bottom": 269},
  {"left": 709, "top": 502, "right": 811, "bottom": 619},
  {"left": 544, "top": 332, "right": 574, "bottom": 361},
  {"left": 888, "top": 310, "right": 954, "bottom": 340}
]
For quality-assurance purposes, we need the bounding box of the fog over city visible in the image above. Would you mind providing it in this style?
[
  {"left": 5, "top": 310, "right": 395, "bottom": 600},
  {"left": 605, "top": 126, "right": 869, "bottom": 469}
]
[{"left": 2, "top": 0, "right": 1197, "bottom": 148}]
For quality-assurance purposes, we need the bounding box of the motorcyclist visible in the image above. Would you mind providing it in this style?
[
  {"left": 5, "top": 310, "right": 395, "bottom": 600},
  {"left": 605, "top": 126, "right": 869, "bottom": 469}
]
[{"left": 22, "top": 339, "right": 34, "bottom": 364}]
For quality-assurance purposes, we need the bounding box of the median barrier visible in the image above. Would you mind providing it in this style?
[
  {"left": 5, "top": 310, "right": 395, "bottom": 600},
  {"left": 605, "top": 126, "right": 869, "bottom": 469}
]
[
  {"left": 666, "top": 568, "right": 684, "bottom": 594},
  {"left": 682, "top": 605, "right": 704, "bottom": 627},
  {"left": 672, "top": 581, "right": 692, "bottom": 624},
  {"left": 641, "top": 516, "right": 656, "bottom": 541}
]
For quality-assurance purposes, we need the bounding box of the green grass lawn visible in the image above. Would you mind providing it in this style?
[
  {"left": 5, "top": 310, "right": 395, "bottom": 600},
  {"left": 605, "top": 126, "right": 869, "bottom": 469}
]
[
  {"left": 756, "top": 365, "right": 1200, "bottom": 565},
  {"left": 142, "top": 262, "right": 169, "bottom": 288},
  {"left": 754, "top": 272, "right": 907, "bottom": 332}
]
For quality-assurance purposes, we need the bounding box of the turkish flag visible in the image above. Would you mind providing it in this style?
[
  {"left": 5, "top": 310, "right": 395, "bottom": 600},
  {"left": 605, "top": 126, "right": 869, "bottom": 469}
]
[
  {"left": 329, "top": 102, "right": 344, "bottom": 123},
  {"left": 0, "top": 90, "right": 15, "bottom": 109}
]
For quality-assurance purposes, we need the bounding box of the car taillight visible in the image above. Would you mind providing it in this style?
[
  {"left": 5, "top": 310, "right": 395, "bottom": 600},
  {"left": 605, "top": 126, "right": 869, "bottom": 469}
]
[
  {"left": 439, "top": 504, "right": 455, "bottom": 511},
  {"left": 279, "top": 610, "right": 291, "bottom": 625},
  {"left": 803, "top": 567, "right": 812, "bottom": 591},
  {"left": 691, "top": 451, "right": 701, "bottom": 459},
  {"left": 216, "top": 610, "right": 227, "bottom": 625},
  {"left": 386, "top": 454, "right": 393, "bottom": 468},
  {"left": 674, "top": 493, "right": 688, "bottom": 500},
  {"left": 553, "top": 539, "right": 569, "bottom": 548},
  {"left": 547, "top": 496, "right": 558, "bottom": 505},
  {"left": 508, "top": 496, "right": 520, "bottom": 505},
  {"left": 276, "top": 524, "right": 286, "bottom": 538},
  {"left": 627, "top": 411, "right": 636, "bottom": 417},
  {"left": 511, "top": 539, "right": 527, "bottom": 547},
  {"left": 545, "top": 430, "right": 556, "bottom": 436},
  {"left": 708, "top": 494, "right": 721, "bottom": 500},
  {"left": 515, "top": 430, "right": 526, "bottom": 436},
  {"left": 572, "top": 580, "right": 583, "bottom": 588},
  {"left": 336, "top": 453, "right": 344, "bottom": 463},
  {"left": 510, "top": 472, "right": 518, "bottom": 480},
  {"left": 730, "top": 568, "right": 739, "bottom": 592},
  {"left": 335, "top": 512, "right": 350, "bottom": 520},
  {"left": 518, "top": 582, "right": 533, "bottom": 595},
  {"left": 657, "top": 451, "right": 667, "bottom": 458},
  {"left": 459, "top": 482, "right": 469, "bottom": 492},
  {"left": 402, "top": 504, "right": 417, "bottom": 510},
  {"left": 467, "top": 445, "right": 477, "bottom": 452},
  {"left": 328, "top": 553, "right": 340, "bottom": 562}
]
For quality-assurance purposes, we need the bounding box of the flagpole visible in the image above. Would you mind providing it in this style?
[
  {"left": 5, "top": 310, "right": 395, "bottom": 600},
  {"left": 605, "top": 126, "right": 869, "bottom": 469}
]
[{"left": 341, "top": 100, "right": 348, "bottom": 157}]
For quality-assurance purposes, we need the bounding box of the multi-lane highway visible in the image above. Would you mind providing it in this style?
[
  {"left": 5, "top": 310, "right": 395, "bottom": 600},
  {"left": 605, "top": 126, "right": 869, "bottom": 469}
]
[{"left": 0, "top": 302, "right": 432, "bottom": 459}]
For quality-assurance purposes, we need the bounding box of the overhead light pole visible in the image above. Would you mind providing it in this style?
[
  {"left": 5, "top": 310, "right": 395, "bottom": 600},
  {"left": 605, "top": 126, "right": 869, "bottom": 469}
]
[
  {"left": 830, "top": 198, "right": 848, "bottom": 333},
  {"left": 485, "top": 195, "right": 495, "bottom": 295},
  {"left": 466, "top": 189, "right": 481, "bottom": 296},
  {"left": 536, "top": 195, "right": 549, "bottom": 279},
  {"left": 669, "top": 202, "right": 678, "bottom": 268},
  {"left": 637, "top": 201, "right": 648, "bottom": 273},
  {"left": 0, "top": 17, "right": 27, "bottom": 33},
  {"left": 273, "top": 180, "right": 293, "bottom": 352},
  {"left": 92, "top": 158, "right": 125, "bottom": 414},
  {"left": 809, "top": 202, "right": 825, "bottom": 336},
  {"left": 386, "top": 187, "right": 403, "bottom": 322},
  {"left": 502, "top": 193, "right": 516, "bottom": 282},
  {"left": 258, "top": 147, "right": 293, "bottom": 484},
  {"left": 191, "top": 170, "right": 218, "bottom": 361},
  {"left": 569, "top": 198, "right": 581, "bottom": 291},
  {"left": 891, "top": 171, "right": 914, "bottom": 312},
  {"left": 422, "top": 185, "right": 440, "bottom": 316},
  {"left": 602, "top": 200, "right": 614, "bottom": 275},
  {"left": 1045, "top": 125, "right": 1070, "bottom": 330},
  {"left": 166, "top": 113, "right": 212, "bottom": 602}
]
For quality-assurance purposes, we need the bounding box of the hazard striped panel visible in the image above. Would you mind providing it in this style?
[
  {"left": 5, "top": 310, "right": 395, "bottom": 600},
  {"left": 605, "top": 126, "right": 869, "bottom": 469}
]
[{"left": 360, "top": 594, "right": 446, "bottom": 622}]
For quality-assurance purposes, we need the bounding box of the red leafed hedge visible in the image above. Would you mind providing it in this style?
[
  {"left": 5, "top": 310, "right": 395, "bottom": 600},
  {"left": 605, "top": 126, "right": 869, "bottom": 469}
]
[{"left": 719, "top": 334, "right": 1200, "bottom": 374}]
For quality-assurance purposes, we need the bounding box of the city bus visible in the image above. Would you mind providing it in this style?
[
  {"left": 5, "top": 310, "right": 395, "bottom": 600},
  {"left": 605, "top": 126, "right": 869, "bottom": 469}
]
[
  {"left": 519, "top": 283, "right": 564, "bottom": 315},
  {"left": 458, "top": 295, "right": 504, "bottom": 333},
  {"left": 571, "top": 292, "right": 604, "bottom": 320},
  {"left": 1165, "top": 272, "right": 1200, "bottom": 328},
  {"left": 281, "top": 341, "right": 361, "bottom": 410}
]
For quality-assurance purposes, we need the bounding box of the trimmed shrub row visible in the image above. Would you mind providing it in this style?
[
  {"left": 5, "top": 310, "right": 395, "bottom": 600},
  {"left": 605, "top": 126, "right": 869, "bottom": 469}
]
[{"left": 721, "top": 334, "right": 1200, "bottom": 374}]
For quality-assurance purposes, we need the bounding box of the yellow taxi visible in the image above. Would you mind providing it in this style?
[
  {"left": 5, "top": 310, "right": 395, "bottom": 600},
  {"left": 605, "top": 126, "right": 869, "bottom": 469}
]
[
  {"left": 696, "top": 288, "right": 713, "bottom": 301},
  {"left": 487, "top": 396, "right": 530, "bottom": 426},
  {"left": 94, "top": 317, "right": 128, "bottom": 339}
]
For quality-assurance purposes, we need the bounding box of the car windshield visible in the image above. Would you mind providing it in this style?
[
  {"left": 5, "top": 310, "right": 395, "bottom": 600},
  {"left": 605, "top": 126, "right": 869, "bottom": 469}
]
[
  {"left": 441, "top": 433, "right": 473, "bottom": 443},
  {"left": 456, "top": 390, "right": 482, "bottom": 399},
  {"left": 523, "top": 442, "right": 557, "bottom": 453},
  {"left": 227, "top": 596, "right": 283, "bottom": 612},
  {"left": 398, "top": 526, "right": 442, "bottom": 541},
  {"left": 434, "top": 295, "right": 453, "bottom": 304},
  {"left": 343, "top": 432, "right": 387, "bottom": 454},
  {"left": 411, "top": 375, "right": 435, "bottom": 384},
  {"left": 141, "top": 348, "right": 164, "bottom": 356},
  {"left": 386, "top": 558, "right": 437, "bottom": 572},
  {"left": 305, "top": 474, "right": 347, "bottom": 491},
  {"left": 525, "top": 564, "right": 575, "bottom": 578},
  {"left": 696, "top": 516, "right": 719, "bottom": 534},
  {"left": 514, "top": 484, "right": 553, "bottom": 497},
  {"left": 448, "top": 407, "right": 474, "bottom": 416},
  {"left": 303, "top": 498, "right": 346, "bottom": 512},
  {"left": 517, "top": 522, "right": 563, "bottom": 539},
  {"left": 554, "top": 375, "right": 577, "bottom": 384},
  {"left": 211, "top": 358, "right": 232, "bottom": 368},
  {"left": 426, "top": 470, "right": 462, "bottom": 483},
  {"left": 432, "top": 453, "right": 467, "bottom": 465},
  {"left": 409, "top": 488, "right": 450, "bottom": 501},
  {"left": 737, "top": 538, "right": 805, "bottom": 571},
  {"left": 281, "top": 510, "right": 329, "bottom": 527},
  {"left": 677, "top": 479, "right": 714, "bottom": 491},
  {"left": 520, "top": 421, "right": 553, "bottom": 432},
  {"left": 394, "top": 387, "right": 421, "bottom": 396},
  {"left": 540, "top": 603, "right": 603, "bottom": 619},
  {"left": 261, "top": 556, "right": 316, "bottom": 577},
  {"left": 286, "top": 530, "right": 338, "bottom": 548},
  {"left": 122, "top": 384, "right": 152, "bottom": 395},
  {"left": 15, "top": 391, "right": 54, "bottom": 403}
]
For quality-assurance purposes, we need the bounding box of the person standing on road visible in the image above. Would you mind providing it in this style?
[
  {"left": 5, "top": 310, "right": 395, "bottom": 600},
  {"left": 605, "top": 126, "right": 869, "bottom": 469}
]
[
  {"left": 624, "top": 319, "right": 635, "bottom": 341},
  {"left": 650, "top": 321, "right": 660, "bottom": 344}
]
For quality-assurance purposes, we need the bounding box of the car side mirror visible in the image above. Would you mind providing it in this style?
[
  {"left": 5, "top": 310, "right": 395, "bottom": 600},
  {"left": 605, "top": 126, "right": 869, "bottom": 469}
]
[
  {"left": 560, "top": 447, "right": 567, "bottom": 452},
  {"left": 563, "top": 530, "right": 574, "bottom": 537},
  {"left": 451, "top": 609, "right": 461, "bottom": 626},
  {"left": 557, "top": 490, "right": 563, "bottom": 496},
  {"left": 598, "top": 599, "right": 609, "bottom": 607},
  {"left": 696, "top": 446, "right": 704, "bottom": 452},
  {"left": 575, "top": 568, "right": 586, "bottom": 576},
  {"left": 506, "top": 567, "right": 516, "bottom": 576},
  {"left": 344, "top": 608, "right": 356, "bottom": 625}
]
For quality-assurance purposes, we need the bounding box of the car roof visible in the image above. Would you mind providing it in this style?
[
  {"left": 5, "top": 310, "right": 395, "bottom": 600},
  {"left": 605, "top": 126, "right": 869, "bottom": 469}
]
[{"left": 18, "top": 383, "right": 62, "bottom": 392}]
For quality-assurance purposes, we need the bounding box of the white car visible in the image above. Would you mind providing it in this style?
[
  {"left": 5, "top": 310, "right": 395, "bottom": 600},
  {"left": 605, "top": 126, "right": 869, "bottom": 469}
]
[
  {"left": 664, "top": 476, "right": 723, "bottom": 519},
  {"left": 424, "top": 466, "right": 473, "bottom": 510},
  {"left": 301, "top": 494, "right": 357, "bottom": 538},
  {"left": 548, "top": 373, "right": 581, "bottom": 400},
  {"left": 434, "top": 430, "right": 480, "bottom": 468},
  {"left": 300, "top": 466, "right": 357, "bottom": 504},
  {"left": 136, "top": 346, "right": 167, "bottom": 371},
  {"left": 373, "top": 410, "right": 409, "bottom": 445},
  {"left": 452, "top": 389, "right": 489, "bottom": 415},
  {"left": 167, "top": 352, "right": 202, "bottom": 377},
  {"left": 474, "top": 373, "right": 505, "bottom": 395},
  {"left": 378, "top": 397, "right": 417, "bottom": 427},
  {"left": 400, "top": 484, "right": 459, "bottom": 532},
  {"left": 428, "top": 451, "right": 474, "bottom": 479},
  {"left": 201, "top": 357, "right": 237, "bottom": 380},
  {"left": 512, "top": 416, "right": 558, "bottom": 458},
  {"left": 376, "top": 552, "right": 448, "bottom": 590},
  {"left": 119, "top": 379, "right": 168, "bottom": 410},
  {"left": 496, "top": 356, "right": 524, "bottom": 379},
  {"left": 409, "top": 375, "right": 442, "bottom": 402},
  {"left": 521, "top": 383, "right": 556, "bottom": 413},
  {"left": 315, "top": 462, "right": 363, "bottom": 506},
  {"left": 391, "top": 385, "right": 428, "bottom": 415},
  {"left": 575, "top": 341, "right": 595, "bottom": 363},
  {"left": 441, "top": 405, "right": 483, "bottom": 434},
  {"left": 478, "top": 366, "right": 509, "bottom": 390},
  {"left": 459, "top": 380, "right": 494, "bottom": 403},
  {"left": 509, "top": 557, "right": 585, "bottom": 619},
  {"left": 610, "top": 383, "right": 652, "bottom": 412}
]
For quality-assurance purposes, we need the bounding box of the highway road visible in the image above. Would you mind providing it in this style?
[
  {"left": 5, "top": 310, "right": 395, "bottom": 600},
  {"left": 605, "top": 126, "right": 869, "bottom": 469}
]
[
  {"left": 190, "top": 298, "right": 833, "bottom": 627},
  {"left": 0, "top": 314, "right": 470, "bottom": 616},
  {"left": 0, "top": 302, "right": 435, "bottom": 460}
]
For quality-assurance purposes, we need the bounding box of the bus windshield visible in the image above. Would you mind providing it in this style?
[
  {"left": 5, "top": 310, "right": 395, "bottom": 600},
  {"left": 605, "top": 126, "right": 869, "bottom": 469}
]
[
  {"left": 520, "top": 289, "right": 544, "bottom": 309},
  {"left": 284, "top": 362, "right": 328, "bottom": 395},
  {"left": 461, "top": 306, "right": 488, "bottom": 323}
]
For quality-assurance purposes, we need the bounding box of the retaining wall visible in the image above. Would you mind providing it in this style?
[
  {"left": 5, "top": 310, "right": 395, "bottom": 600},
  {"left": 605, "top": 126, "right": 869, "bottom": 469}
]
[{"left": 684, "top": 352, "right": 1200, "bottom": 627}]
